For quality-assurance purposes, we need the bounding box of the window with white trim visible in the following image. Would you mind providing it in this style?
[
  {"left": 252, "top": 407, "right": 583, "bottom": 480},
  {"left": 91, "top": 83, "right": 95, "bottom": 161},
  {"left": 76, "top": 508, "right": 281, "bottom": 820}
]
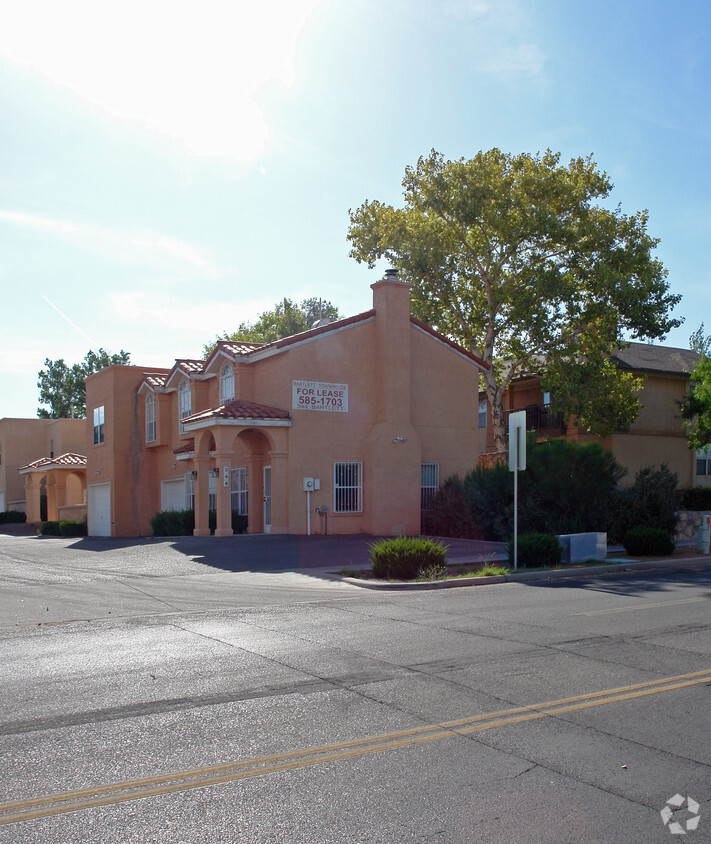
[
  {"left": 421, "top": 463, "right": 439, "bottom": 510},
  {"left": 478, "top": 397, "right": 487, "bottom": 429},
  {"left": 697, "top": 448, "right": 710, "bottom": 476},
  {"left": 334, "top": 462, "right": 362, "bottom": 513},
  {"left": 185, "top": 472, "right": 194, "bottom": 509},
  {"left": 231, "top": 467, "right": 248, "bottom": 514},
  {"left": 179, "top": 380, "right": 192, "bottom": 432},
  {"left": 145, "top": 393, "right": 156, "bottom": 443},
  {"left": 220, "top": 363, "right": 235, "bottom": 404},
  {"left": 93, "top": 406, "right": 105, "bottom": 445}
]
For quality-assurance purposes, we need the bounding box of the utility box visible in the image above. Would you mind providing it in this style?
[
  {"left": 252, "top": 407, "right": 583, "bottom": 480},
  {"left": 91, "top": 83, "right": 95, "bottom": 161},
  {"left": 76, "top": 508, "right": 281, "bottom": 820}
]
[{"left": 697, "top": 513, "right": 711, "bottom": 554}]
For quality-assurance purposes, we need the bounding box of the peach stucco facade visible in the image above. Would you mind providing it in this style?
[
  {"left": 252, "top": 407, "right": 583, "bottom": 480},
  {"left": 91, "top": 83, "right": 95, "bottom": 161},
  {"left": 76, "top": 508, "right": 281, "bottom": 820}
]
[{"left": 84, "top": 275, "right": 488, "bottom": 537}]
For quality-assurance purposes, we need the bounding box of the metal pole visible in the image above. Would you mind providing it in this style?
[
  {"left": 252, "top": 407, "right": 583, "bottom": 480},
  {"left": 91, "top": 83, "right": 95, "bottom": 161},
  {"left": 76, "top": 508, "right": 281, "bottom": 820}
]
[
  {"left": 306, "top": 490, "right": 311, "bottom": 536},
  {"left": 513, "top": 425, "right": 519, "bottom": 571}
]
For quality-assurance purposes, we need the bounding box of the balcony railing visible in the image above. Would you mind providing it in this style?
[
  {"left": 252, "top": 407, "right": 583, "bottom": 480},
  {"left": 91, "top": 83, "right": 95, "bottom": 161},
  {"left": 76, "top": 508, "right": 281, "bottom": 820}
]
[{"left": 504, "top": 404, "right": 566, "bottom": 435}]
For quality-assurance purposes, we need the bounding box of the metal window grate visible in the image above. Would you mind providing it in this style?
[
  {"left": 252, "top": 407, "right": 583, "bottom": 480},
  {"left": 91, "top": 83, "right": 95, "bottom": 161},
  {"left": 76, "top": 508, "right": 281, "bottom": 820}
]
[
  {"left": 231, "top": 467, "right": 248, "bottom": 514},
  {"left": 334, "top": 461, "right": 362, "bottom": 513},
  {"left": 421, "top": 463, "right": 439, "bottom": 510},
  {"left": 184, "top": 472, "right": 194, "bottom": 510}
]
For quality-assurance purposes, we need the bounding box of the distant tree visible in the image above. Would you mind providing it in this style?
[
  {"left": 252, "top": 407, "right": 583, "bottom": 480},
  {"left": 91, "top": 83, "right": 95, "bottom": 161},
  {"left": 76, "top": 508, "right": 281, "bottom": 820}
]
[
  {"left": 681, "top": 354, "right": 711, "bottom": 451},
  {"left": 203, "top": 297, "right": 341, "bottom": 356},
  {"left": 348, "top": 148, "right": 682, "bottom": 452},
  {"left": 37, "top": 348, "right": 131, "bottom": 419},
  {"left": 689, "top": 322, "right": 711, "bottom": 356}
]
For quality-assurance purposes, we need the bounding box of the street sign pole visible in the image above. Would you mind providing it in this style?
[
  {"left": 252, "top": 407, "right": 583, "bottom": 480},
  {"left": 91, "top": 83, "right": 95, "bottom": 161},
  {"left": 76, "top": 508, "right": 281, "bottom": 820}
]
[{"left": 508, "top": 411, "right": 527, "bottom": 572}]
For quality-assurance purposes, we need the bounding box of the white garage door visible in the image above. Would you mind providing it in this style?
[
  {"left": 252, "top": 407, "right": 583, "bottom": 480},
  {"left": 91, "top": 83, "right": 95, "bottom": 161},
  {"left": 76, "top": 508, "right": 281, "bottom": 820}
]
[
  {"left": 161, "top": 479, "right": 185, "bottom": 512},
  {"left": 88, "top": 483, "right": 111, "bottom": 536}
]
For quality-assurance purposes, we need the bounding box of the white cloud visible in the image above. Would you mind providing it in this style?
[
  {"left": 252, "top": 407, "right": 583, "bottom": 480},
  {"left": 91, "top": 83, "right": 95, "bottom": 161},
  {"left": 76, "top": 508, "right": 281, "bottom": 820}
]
[
  {"left": 0, "top": 0, "right": 322, "bottom": 161},
  {"left": 0, "top": 209, "right": 217, "bottom": 273}
]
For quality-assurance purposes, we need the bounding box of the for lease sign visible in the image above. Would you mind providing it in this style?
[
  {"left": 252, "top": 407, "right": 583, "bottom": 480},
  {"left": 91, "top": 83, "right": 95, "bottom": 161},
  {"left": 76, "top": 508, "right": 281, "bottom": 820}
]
[{"left": 293, "top": 380, "right": 348, "bottom": 412}]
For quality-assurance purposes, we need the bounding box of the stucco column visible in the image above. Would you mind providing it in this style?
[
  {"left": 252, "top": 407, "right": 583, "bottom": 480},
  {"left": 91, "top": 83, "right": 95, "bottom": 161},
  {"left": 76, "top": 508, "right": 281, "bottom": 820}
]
[
  {"left": 46, "top": 475, "right": 58, "bottom": 522},
  {"left": 193, "top": 457, "right": 210, "bottom": 536},
  {"left": 269, "top": 451, "right": 289, "bottom": 534},
  {"left": 213, "top": 453, "right": 233, "bottom": 537},
  {"left": 25, "top": 475, "right": 41, "bottom": 523}
]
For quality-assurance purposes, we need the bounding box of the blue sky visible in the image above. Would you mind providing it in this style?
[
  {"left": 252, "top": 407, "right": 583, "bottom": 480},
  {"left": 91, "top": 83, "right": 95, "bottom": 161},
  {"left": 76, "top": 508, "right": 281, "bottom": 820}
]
[{"left": 1, "top": 0, "right": 709, "bottom": 418}]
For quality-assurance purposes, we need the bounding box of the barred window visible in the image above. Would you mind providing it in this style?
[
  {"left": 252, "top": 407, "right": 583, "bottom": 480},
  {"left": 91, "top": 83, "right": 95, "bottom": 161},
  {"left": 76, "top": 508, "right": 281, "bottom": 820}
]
[
  {"left": 334, "top": 462, "right": 362, "bottom": 513},
  {"left": 231, "top": 467, "right": 248, "bottom": 515},
  {"left": 145, "top": 393, "right": 156, "bottom": 443},
  {"left": 208, "top": 470, "right": 217, "bottom": 511},
  {"left": 220, "top": 363, "right": 235, "bottom": 404},
  {"left": 421, "top": 463, "right": 439, "bottom": 510}
]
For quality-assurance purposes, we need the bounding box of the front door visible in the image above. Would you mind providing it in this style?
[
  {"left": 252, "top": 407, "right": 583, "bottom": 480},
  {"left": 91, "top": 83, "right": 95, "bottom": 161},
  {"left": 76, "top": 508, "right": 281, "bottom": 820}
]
[{"left": 263, "top": 465, "right": 272, "bottom": 534}]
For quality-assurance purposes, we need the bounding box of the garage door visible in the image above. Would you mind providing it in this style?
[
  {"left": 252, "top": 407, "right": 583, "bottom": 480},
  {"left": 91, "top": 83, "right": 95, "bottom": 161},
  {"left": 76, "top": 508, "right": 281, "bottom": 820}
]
[
  {"left": 88, "top": 483, "right": 111, "bottom": 536},
  {"left": 161, "top": 479, "right": 185, "bottom": 512}
]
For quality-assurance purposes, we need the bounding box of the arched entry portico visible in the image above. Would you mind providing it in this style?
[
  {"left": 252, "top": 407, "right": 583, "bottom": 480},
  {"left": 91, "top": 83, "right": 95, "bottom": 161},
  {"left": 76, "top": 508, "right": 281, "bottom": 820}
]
[
  {"left": 181, "top": 399, "right": 291, "bottom": 536},
  {"left": 19, "top": 453, "right": 87, "bottom": 524}
]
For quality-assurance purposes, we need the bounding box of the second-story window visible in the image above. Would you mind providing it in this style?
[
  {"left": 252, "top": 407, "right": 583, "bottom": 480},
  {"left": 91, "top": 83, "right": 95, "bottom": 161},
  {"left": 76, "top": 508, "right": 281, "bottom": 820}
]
[
  {"left": 179, "top": 380, "right": 192, "bottom": 433},
  {"left": 93, "top": 406, "right": 105, "bottom": 445},
  {"left": 145, "top": 393, "right": 156, "bottom": 443},
  {"left": 478, "top": 397, "right": 487, "bottom": 429},
  {"left": 220, "top": 363, "right": 235, "bottom": 404}
]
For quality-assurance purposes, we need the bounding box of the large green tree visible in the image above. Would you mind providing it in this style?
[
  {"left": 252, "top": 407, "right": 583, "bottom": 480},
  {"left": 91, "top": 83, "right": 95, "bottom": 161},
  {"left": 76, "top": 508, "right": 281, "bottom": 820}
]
[
  {"left": 682, "top": 324, "right": 711, "bottom": 450},
  {"left": 203, "top": 297, "right": 340, "bottom": 356},
  {"left": 37, "top": 348, "right": 131, "bottom": 419},
  {"left": 348, "top": 149, "right": 682, "bottom": 452}
]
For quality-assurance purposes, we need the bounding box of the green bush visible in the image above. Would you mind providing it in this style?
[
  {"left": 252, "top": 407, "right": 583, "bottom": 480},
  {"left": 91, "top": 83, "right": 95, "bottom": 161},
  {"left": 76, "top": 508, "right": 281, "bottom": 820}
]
[
  {"left": 58, "top": 520, "right": 87, "bottom": 537},
  {"left": 622, "top": 526, "right": 675, "bottom": 556},
  {"left": 422, "top": 480, "right": 480, "bottom": 538},
  {"left": 370, "top": 537, "right": 447, "bottom": 580},
  {"left": 0, "top": 510, "right": 27, "bottom": 524},
  {"left": 623, "top": 464, "right": 680, "bottom": 536},
  {"left": 507, "top": 532, "right": 562, "bottom": 568},
  {"left": 682, "top": 487, "right": 711, "bottom": 511},
  {"left": 40, "top": 521, "right": 62, "bottom": 536},
  {"left": 150, "top": 509, "right": 195, "bottom": 536}
]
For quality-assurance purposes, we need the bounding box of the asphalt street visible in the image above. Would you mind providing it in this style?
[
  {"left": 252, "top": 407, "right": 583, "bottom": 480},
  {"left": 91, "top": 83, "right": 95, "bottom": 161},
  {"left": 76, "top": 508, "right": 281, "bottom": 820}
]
[{"left": 0, "top": 533, "right": 709, "bottom": 843}]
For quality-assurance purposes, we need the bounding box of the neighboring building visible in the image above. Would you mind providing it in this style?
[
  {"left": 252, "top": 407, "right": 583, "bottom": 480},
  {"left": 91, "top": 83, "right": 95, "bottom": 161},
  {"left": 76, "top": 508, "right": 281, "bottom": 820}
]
[
  {"left": 0, "top": 417, "right": 87, "bottom": 518},
  {"left": 84, "top": 272, "right": 489, "bottom": 537},
  {"left": 478, "top": 342, "right": 706, "bottom": 488}
]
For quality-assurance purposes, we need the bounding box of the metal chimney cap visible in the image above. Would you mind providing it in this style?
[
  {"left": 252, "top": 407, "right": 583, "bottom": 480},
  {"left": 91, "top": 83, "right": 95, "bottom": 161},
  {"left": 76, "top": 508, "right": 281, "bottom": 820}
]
[{"left": 384, "top": 268, "right": 399, "bottom": 280}]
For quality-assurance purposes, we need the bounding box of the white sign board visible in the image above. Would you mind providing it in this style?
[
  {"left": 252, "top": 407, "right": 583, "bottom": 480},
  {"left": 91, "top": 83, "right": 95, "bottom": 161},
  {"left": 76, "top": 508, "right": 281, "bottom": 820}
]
[
  {"left": 508, "top": 410, "right": 526, "bottom": 471},
  {"left": 293, "top": 381, "right": 348, "bottom": 413}
]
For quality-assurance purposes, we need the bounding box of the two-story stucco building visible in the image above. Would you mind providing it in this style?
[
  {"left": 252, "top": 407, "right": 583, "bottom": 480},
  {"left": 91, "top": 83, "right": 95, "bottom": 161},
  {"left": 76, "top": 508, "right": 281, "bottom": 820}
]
[{"left": 84, "top": 272, "right": 488, "bottom": 537}]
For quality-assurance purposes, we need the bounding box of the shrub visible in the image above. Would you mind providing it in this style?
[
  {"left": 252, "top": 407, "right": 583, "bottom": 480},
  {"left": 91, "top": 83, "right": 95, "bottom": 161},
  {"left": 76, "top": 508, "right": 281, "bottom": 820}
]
[
  {"left": 58, "top": 520, "right": 87, "bottom": 537},
  {"left": 150, "top": 509, "right": 195, "bottom": 537},
  {"left": 623, "top": 464, "right": 680, "bottom": 536},
  {"left": 682, "top": 487, "right": 711, "bottom": 511},
  {"left": 40, "top": 521, "right": 62, "bottom": 536},
  {"left": 622, "top": 526, "right": 675, "bottom": 556},
  {"left": 507, "top": 532, "right": 562, "bottom": 568},
  {"left": 370, "top": 537, "right": 447, "bottom": 580},
  {"left": 0, "top": 510, "right": 27, "bottom": 524},
  {"left": 422, "top": 479, "right": 480, "bottom": 539}
]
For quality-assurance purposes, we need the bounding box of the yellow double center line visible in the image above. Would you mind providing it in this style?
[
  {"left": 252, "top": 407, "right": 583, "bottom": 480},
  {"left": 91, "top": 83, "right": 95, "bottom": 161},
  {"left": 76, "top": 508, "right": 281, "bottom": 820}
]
[{"left": 2, "top": 668, "right": 710, "bottom": 826}]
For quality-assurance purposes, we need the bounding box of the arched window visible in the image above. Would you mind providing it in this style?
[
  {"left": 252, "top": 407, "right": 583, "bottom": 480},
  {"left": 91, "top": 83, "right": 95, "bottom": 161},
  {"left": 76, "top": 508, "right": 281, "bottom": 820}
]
[
  {"left": 220, "top": 363, "right": 235, "bottom": 404},
  {"left": 179, "top": 380, "right": 192, "bottom": 432},
  {"left": 145, "top": 393, "right": 156, "bottom": 443}
]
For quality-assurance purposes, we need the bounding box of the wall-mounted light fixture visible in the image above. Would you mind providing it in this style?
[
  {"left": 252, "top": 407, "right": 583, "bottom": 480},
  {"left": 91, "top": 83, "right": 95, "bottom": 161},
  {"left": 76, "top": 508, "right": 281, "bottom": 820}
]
[
  {"left": 392, "top": 437, "right": 408, "bottom": 444},
  {"left": 171, "top": 463, "right": 177, "bottom": 470}
]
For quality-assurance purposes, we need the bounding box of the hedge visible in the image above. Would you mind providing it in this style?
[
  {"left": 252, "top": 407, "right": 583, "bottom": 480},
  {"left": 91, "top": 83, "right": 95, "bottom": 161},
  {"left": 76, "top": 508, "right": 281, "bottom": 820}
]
[
  {"left": 622, "top": 526, "right": 675, "bottom": 556},
  {"left": 0, "top": 510, "right": 27, "bottom": 524},
  {"left": 507, "top": 532, "right": 561, "bottom": 568},
  {"left": 681, "top": 487, "right": 711, "bottom": 511},
  {"left": 370, "top": 537, "right": 447, "bottom": 580}
]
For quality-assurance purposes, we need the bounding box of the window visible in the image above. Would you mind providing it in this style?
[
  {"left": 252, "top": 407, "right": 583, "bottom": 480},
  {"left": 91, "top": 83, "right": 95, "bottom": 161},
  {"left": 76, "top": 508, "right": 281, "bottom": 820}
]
[
  {"left": 231, "top": 467, "right": 248, "bottom": 515},
  {"left": 543, "top": 391, "right": 551, "bottom": 407},
  {"left": 220, "top": 363, "right": 235, "bottom": 404},
  {"left": 185, "top": 472, "right": 195, "bottom": 509},
  {"left": 145, "top": 394, "right": 156, "bottom": 443},
  {"left": 334, "top": 462, "right": 362, "bottom": 513},
  {"left": 179, "top": 380, "right": 192, "bottom": 432},
  {"left": 49, "top": 439, "right": 54, "bottom": 458},
  {"left": 93, "top": 406, "right": 105, "bottom": 445},
  {"left": 421, "top": 463, "right": 439, "bottom": 510},
  {"left": 478, "top": 397, "right": 487, "bottom": 429},
  {"left": 697, "top": 448, "right": 710, "bottom": 476}
]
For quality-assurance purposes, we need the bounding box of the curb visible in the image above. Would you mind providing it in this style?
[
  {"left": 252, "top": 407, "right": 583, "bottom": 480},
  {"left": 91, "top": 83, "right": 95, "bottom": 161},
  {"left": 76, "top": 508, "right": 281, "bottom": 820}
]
[{"left": 338, "top": 555, "right": 711, "bottom": 591}]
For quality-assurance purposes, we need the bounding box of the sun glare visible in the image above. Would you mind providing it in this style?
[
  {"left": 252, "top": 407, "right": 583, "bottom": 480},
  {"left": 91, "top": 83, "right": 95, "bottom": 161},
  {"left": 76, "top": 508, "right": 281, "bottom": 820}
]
[{"left": 0, "top": 0, "right": 322, "bottom": 160}]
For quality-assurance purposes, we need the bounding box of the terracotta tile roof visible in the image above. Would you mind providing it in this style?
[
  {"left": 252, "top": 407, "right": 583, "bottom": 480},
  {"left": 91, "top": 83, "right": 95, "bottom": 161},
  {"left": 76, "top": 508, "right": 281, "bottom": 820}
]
[
  {"left": 219, "top": 340, "right": 265, "bottom": 356},
  {"left": 173, "top": 439, "right": 195, "bottom": 455},
  {"left": 19, "top": 452, "right": 87, "bottom": 471},
  {"left": 175, "top": 359, "right": 205, "bottom": 374},
  {"left": 144, "top": 373, "right": 168, "bottom": 388},
  {"left": 184, "top": 399, "right": 290, "bottom": 424}
]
